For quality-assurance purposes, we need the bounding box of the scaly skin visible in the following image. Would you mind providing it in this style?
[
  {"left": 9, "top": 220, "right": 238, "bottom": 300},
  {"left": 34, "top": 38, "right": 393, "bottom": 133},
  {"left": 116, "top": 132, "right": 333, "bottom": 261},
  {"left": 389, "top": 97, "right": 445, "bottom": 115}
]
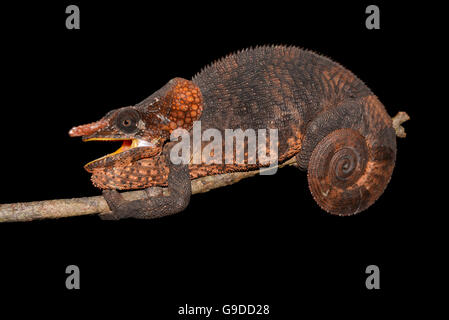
[{"left": 69, "top": 45, "right": 396, "bottom": 219}]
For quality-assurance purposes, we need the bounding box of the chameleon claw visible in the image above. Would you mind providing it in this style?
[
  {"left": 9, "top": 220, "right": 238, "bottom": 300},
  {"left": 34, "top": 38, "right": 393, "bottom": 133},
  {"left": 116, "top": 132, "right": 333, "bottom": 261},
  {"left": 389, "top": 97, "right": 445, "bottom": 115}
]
[{"left": 101, "top": 189, "right": 128, "bottom": 220}]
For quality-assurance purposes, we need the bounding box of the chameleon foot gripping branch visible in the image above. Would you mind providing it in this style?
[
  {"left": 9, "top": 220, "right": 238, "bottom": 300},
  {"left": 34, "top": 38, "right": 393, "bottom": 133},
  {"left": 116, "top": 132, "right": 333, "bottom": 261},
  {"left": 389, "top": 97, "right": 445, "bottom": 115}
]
[{"left": 0, "top": 46, "right": 409, "bottom": 222}]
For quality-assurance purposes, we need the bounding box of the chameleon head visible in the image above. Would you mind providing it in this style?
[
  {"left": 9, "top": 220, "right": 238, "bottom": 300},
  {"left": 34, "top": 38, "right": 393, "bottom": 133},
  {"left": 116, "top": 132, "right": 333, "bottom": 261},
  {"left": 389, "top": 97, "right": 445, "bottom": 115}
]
[
  {"left": 68, "top": 106, "right": 164, "bottom": 172},
  {"left": 68, "top": 77, "right": 203, "bottom": 174}
]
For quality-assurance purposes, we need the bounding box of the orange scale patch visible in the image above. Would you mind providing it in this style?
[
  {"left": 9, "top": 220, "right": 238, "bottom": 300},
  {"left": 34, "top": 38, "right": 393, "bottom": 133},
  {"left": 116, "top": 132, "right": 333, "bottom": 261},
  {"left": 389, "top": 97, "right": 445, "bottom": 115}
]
[{"left": 162, "top": 78, "right": 204, "bottom": 134}]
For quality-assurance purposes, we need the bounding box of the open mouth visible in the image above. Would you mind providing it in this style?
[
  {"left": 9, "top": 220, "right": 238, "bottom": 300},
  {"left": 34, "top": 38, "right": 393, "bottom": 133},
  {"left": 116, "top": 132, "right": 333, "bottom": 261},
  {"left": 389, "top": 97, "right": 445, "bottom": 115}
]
[{"left": 83, "top": 137, "right": 155, "bottom": 166}]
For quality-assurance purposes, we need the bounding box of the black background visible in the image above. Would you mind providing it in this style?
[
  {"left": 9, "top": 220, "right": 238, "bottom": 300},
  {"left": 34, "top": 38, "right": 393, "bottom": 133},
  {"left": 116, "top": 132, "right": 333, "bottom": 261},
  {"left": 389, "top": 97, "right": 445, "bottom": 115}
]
[{"left": 0, "top": 1, "right": 441, "bottom": 317}]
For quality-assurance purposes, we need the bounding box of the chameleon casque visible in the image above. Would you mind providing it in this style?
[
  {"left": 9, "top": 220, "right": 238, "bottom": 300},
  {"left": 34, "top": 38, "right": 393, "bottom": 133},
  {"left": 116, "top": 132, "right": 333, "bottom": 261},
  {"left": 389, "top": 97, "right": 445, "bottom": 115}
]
[{"left": 69, "top": 45, "right": 396, "bottom": 220}]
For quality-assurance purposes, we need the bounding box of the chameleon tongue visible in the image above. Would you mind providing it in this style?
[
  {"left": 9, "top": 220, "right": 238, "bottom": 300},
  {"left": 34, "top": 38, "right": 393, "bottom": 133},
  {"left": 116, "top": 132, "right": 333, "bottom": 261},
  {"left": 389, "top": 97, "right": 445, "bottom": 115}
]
[{"left": 69, "top": 119, "right": 108, "bottom": 137}]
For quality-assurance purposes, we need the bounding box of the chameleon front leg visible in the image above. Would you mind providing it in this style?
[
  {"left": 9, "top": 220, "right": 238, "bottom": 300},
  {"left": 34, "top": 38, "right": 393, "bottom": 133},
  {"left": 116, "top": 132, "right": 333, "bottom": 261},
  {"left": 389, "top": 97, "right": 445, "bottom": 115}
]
[{"left": 100, "top": 150, "right": 191, "bottom": 220}]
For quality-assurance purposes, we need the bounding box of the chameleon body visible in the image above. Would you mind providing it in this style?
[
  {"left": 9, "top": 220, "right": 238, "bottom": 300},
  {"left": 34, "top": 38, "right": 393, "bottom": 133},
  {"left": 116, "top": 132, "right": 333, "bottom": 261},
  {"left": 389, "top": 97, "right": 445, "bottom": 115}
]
[{"left": 69, "top": 46, "right": 396, "bottom": 219}]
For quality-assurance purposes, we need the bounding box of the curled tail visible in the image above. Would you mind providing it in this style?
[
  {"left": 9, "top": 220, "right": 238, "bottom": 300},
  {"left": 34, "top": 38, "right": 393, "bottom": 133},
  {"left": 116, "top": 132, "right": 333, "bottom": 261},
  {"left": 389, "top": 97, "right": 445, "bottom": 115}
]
[{"left": 297, "top": 95, "right": 396, "bottom": 215}]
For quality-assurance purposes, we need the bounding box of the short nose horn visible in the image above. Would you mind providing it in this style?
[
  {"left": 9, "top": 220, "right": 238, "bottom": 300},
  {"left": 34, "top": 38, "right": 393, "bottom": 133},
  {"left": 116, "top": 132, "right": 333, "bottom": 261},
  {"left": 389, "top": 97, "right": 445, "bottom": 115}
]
[{"left": 68, "top": 119, "right": 108, "bottom": 137}]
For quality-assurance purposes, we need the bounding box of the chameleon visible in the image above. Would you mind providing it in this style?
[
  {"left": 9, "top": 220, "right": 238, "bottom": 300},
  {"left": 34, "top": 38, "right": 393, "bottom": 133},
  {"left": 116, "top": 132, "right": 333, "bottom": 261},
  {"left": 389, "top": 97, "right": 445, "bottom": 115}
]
[{"left": 69, "top": 45, "right": 396, "bottom": 220}]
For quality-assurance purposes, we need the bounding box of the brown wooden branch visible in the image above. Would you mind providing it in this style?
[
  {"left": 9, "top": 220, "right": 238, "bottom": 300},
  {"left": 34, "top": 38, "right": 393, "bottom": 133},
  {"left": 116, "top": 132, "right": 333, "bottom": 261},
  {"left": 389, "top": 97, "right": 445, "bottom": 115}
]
[
  {"left": 0, "top": 112, "right": 408, "bottom": 223},
  {"left": 0, "top": 159, "right": 296, "bottom": 222},
  {"left": 392, "top": 111, "right": 410, "bottom": 138}
]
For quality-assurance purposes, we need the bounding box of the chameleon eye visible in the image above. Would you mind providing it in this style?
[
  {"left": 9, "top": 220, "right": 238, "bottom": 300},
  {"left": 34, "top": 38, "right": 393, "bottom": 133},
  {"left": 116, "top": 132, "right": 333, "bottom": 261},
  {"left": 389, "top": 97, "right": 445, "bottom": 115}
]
[{"left": 116, "top": 109, "right": 140, "bottom": 133}]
